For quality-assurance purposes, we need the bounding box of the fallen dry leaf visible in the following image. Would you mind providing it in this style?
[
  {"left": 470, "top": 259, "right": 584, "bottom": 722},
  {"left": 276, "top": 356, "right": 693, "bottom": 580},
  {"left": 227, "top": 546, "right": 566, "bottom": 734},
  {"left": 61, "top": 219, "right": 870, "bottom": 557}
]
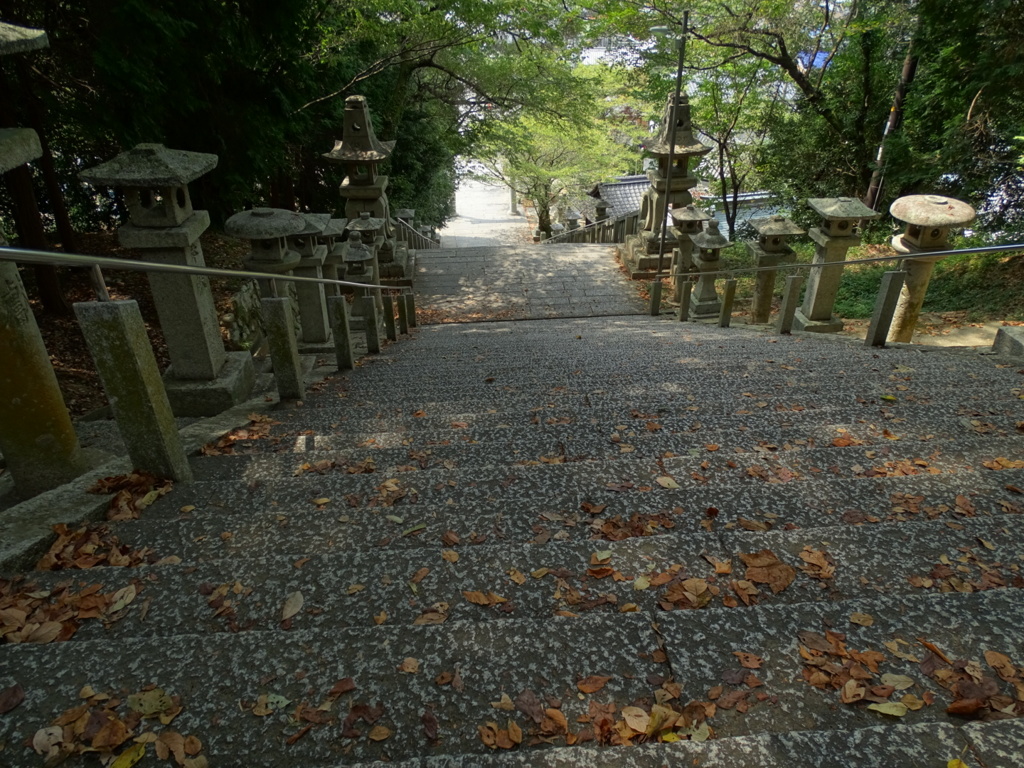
[{"left": 281, "top": 591, "right": 304, "bottom": 622}]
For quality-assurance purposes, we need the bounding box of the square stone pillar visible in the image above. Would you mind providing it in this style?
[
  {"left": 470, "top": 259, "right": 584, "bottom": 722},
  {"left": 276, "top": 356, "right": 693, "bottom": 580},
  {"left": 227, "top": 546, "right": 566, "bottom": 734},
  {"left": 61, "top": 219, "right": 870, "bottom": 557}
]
[
  {"left": 793, "top": 227, "right": 859, "bottom": 332},
  {"left": 74, "top": 300, "right": 192, "bottom": 483},
  {"left": 0, "top": 259, "right": 94, "bottom": 496}
]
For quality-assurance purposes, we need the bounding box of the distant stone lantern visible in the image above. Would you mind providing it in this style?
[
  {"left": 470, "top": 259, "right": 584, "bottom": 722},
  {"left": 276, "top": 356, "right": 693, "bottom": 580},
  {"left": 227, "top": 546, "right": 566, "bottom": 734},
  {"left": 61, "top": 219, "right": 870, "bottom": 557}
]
[
  {"left": 794, "top": 197, "right": 880, "bottom": 333},
  {"left": 625, "top": 93, "right": 711, "bottom": 276},
  {"left": 565, "top": 211, "right": 581, "bottom": 231},
  {"left": 224, "top": 208, "right": 305, "bottom": 300},
  {"left": 322, "top": 95, "right": 404, "bottom": 275},
  {"left": 887, "top": 194, "right": 975, "bottom": 343},
  {"left": 747, "top": 215, "right": 805, "bottom": 325},
  {"left": 688, "top": 219, "right": 732, "bottom": 319},
  {"left": 286, "top": 213, "right": 332, "bottom": 345},
  {"left": 669, "top": 204, "right": 712, "bottom": 302},
  {"left": 80, "top": 143, "right": 255, "bottom": 415}
]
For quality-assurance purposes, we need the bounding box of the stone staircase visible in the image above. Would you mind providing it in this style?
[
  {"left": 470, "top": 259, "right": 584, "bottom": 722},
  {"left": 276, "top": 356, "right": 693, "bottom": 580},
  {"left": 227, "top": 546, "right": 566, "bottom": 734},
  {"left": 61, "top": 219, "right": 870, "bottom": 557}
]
[{"left": 3, "top": 315, "right": 1024, "bottom": 766}]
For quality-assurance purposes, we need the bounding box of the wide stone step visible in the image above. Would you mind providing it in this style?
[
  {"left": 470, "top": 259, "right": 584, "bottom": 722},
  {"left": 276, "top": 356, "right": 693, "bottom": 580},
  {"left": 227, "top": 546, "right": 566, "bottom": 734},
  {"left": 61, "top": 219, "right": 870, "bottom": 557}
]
[
  {"left": 13, "top": 514, "right": 1024, "bottom": 645},
  {"left": 1, "top": 590, "right": 1021, "bottom": 766}
]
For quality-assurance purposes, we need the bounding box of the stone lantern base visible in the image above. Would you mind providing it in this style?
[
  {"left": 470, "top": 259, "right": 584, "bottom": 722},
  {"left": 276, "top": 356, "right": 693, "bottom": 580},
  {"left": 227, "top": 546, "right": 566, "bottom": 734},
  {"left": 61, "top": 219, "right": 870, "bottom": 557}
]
[
  {"left": 792, "top": 310, "right": 844, "bottom": 334},
  {"left": 162, "top": 351, "right": 256, "bottom": 417}
]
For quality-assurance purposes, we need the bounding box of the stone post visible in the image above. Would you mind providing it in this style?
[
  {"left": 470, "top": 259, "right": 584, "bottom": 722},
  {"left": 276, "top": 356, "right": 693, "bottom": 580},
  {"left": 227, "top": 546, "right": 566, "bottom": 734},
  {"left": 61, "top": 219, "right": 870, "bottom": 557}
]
[
  {"left": 261, "top": 297, "right": 304, "bottom": 400},
  {"left": 0, "top": 256, "right": 94, "bottom": 496},
  {"left": 287, "top": 213, "right": 332, "bottom": 345},
  {"left": 80, "top": 144, "right": 255, "bottom": 417},
  {"left": 74, "top": 300, "right": 192, "bottom": 482},
  {"left": 688, "top": 220, "right": 732, "bottom": 320},
  {"left": 327, "top": 296, "right": 355, "bottom": 371},
  {"left": 887, "top": 195, "right": 975, "bottom": 343},
  {"left": 865, "top": 271, "right": 907, "bottom": 348},
  {"left": 509, "top": 188, "right": 518, "bottom": 215},
  {"left": 794, "top": 197, "right": 880, "bottom": 333},
  {"left": 747, "top": 215, "right": 805, "bottom": 325}
]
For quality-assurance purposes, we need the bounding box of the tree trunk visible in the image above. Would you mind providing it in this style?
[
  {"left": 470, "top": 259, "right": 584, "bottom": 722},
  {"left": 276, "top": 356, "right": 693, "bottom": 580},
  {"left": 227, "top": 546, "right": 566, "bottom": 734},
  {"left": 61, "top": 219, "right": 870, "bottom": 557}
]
[
  {"left": 864, "top": 41, "right": 918, "bottom": 210},
  {"left": 0, "top": 66, "right": 70, "bottom": 314},
  {"left": 16, "top": 58, "right": 78, "bottom": 252}
]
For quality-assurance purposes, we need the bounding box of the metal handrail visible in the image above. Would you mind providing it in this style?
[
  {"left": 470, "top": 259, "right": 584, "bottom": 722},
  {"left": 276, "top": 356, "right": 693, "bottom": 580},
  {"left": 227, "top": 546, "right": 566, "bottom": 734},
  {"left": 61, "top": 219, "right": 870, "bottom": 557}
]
[
  {"left": 544, "top": 209, "right": 639, "bottom": 244},
  {"left": 664, "top": 242, "right": 1024, "bottom": 280},
  {"left": 0, "top": 246, "right": 409, "bottom": 296}
]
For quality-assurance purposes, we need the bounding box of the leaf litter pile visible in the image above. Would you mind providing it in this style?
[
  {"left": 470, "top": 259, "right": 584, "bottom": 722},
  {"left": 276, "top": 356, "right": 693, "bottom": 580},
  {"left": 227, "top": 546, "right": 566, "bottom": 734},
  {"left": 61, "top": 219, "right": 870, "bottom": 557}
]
[
  {"left": 25, "top": 684, "right": 206, "bottom": 767},
  {"left": 797, "top": 625, "right": 1024, "bottom": 720}
]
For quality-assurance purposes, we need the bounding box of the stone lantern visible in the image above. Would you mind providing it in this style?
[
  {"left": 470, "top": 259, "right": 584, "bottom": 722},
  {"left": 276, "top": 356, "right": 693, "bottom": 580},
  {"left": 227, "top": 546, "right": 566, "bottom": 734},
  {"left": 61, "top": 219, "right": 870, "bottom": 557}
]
[
  {"left": 565, "top": 211, "right": 581, "bottom": 231},
  {"left": 80, "top": 144, "right": 255, "bottom": 416},
  {"left": 551, "top": 222, "right": 565, "bottom": 238},
  {"left": 747, "top": 215, "right": 805, "bottom": 325},
  {"left": 688, "top": 220, "right": 732, "bottom": 319},
  {"left": 887, "top": 194, "right": 975, "bottom": 343},
  {"left": 224, "top": 207, "right": 305, "bottom": 301},
  {"left": 624, "top": 94, "right": 711, "bottom": 276},
  {"left": 321, "top": 218, "right": 348, "bottom": 296},
  {"left": 669, "top": 204, "right": 712, "bottom": 302},
  {"left": 286, "top": 213, "right": 332, "bottom": 345},
  {"left": 794, "top": 197, "right": 880, "bottom": 333},
  {"left": 322, "top": 95, "right": 409, "bottom": 279}
]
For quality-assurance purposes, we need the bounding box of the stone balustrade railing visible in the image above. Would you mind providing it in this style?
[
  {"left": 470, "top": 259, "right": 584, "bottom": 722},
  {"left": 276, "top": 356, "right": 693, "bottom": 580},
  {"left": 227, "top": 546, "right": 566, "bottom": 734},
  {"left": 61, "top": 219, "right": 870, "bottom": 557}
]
[
  {"left": 395, "top": 217, "right": 440, "bottom": 250},
  {"left": 0, "top": 245, "right": 417, "bottom": 500},
  {"left": 650, "top": 242, "right": 1024, "bottom": 348},
  {"left": 542, "top": 210, "right": 640, "bottom": 245}
]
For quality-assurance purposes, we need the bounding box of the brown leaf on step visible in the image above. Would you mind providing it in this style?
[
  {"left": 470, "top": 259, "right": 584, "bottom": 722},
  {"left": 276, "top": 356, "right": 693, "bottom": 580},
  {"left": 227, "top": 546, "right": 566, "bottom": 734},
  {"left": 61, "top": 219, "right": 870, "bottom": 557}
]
[
  {"left": 0, "top": 683, "right": 25, "bottom": 715},
  {"left": 798, "top": 547, "right": 836, "bottom": 580},
  {"left": 515, "top": 689, "right": 545, "bottom": 724},
  {"left": 328, "top": 678, "right": 356, "bottom": 699},
  {"left": 368, "top": 725, "right": 392, "bottom": 741},
  {"left": 738, "top": 517, "right": 771, "bottom": 531},
  {"left": 463, "top": 590, "right": 507, "bottom": 606},
  {"left": 577, "top": 676, "right": 612, "bottom": 694},
  {"left": 733, "top": 651, "right": 763, "bottom": 669},
  {"left": 740, "top": 549, "right": 796, "bottom": 594},
  {"left": 435, "top": 671, "right": 454, "bottom": 686},
  {"left": 984, "top": 650, "right": 1018, "bottom": 682},
  {"left": 293, "top": 557, "right": 311, "bottom": 569},
  {"left": 410, "top": 567, "right": 430, "bottom": 584},
  {"left": 422, "top": 708, "right": 439, "bottom": 741},
  {"left": 398, "top": 657, "right": 420, "bottom": 674}
]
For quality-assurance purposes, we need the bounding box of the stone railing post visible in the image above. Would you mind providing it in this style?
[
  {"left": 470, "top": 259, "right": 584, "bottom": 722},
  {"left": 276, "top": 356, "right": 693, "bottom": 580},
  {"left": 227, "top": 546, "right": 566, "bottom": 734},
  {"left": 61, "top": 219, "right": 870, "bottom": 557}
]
[
  {"left": 74, "top": 300, "right": 192, "bottom": 482},
  {"left": 0, "top": 251, "right": 94, "bottom": 495}
]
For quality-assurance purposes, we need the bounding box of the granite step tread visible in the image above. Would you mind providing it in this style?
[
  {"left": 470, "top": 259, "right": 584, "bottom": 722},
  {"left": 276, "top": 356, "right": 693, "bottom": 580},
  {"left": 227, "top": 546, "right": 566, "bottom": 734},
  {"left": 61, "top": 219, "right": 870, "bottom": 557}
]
[
  {"left": 11, "top": 515, "right": 1024, "bottom": 643},
  {"left": 0, "top": 590, "right": 1019, "bottom": 766}
]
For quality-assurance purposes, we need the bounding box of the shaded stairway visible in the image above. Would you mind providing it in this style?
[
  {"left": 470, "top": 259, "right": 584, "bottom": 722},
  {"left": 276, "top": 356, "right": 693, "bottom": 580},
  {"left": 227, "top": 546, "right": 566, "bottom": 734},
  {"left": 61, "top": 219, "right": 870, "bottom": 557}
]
[{"left": 3, "top": 315, "right": 1024, "bottom": 766}]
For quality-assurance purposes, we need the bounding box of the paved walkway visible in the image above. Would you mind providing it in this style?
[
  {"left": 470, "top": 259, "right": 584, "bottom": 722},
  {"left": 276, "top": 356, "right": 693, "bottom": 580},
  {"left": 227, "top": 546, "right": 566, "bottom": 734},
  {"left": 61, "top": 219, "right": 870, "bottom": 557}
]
[
  {"left": 414, "top": 246, "right": 645, "bottom": 323},
  {"left": 418, "top": 178, "right": 644, "bottom": 323},
  {"left": 438, "top": 179, "right": 532, "bottom": 248}
]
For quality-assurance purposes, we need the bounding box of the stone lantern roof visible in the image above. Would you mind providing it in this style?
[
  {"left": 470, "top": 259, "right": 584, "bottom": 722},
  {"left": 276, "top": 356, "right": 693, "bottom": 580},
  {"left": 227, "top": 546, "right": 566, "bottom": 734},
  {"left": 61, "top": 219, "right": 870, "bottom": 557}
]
[
  {"left": 690, "top": 220, "right": 732, "bottom": 250},
  {"left": 347, "top": 211, "right": 385, "bottom": 232},
  {"left": 323, "top": 218, "right": 347, "bottom": 238},
  {"left": 80, "top": 144, "right": 217, "bottom": 188},
  {"left": 646, "top": 94, "right": 711, "bottom": 159},
  {"left": 751, "top": 215, "right": 805, "bottom": 238},
  {"left": 807, "top": 197, "right": 880, "bottom": 221},
  {"left": 890, "top": 195, "right": 975, "bottom": 228},
  {"left": 224, "top": 208, "right": 306, "bottom": 240},
  {"left": 322, "top": 96, "right": 395, "bottom": 164},
  {"left": 292, "top": 213, "right": 331, "bottom": 237},
  {"left": 670, "top": 204, "right": 713, "bottom": 224},
  {"left": 0, "top": 21, "right": 48, "bottom": 56}
]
